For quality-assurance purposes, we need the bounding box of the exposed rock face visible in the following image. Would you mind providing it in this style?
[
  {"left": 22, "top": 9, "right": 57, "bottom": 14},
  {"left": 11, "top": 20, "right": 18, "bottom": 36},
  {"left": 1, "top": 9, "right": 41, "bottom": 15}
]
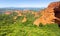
[
  {"left": 48, "top": 2, "right": 60, "bottom": 9},
  {"left": 33, "top": 1, "right": 60, "bottom": 26},
  {"left": 15, "top": 10, "right": 22, "bottom": 16},
  {"left": 48, "top": 2, "right": 60, "bottom": 25},
  {"left": 33, "top": 8, "right": 55, "bottom": 26},
  {"left": 22, "top": 17, "right": 27, "bottom": 23},
  {"left": 5, "top": 11, "right": 11, "bottom": 15}
]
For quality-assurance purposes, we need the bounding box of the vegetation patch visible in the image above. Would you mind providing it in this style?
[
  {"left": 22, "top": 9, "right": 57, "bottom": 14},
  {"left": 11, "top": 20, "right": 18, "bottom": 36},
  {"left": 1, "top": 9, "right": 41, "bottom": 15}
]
[{"left": 0, "top": 12, "right": 60, "bottom": 36}]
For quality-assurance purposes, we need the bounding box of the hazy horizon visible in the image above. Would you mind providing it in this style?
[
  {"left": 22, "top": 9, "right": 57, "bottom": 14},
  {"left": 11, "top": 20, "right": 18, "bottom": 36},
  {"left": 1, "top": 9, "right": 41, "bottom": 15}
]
[{"left": 0, "top": 0, "right": 60, "bottom": 8}]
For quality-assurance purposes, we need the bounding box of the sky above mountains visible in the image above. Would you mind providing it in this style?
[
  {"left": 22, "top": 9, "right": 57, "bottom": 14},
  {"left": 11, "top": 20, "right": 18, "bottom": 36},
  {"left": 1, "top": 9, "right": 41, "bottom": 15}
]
[{"left": 0, "top": 0, "right": 60, "bottom": 8}]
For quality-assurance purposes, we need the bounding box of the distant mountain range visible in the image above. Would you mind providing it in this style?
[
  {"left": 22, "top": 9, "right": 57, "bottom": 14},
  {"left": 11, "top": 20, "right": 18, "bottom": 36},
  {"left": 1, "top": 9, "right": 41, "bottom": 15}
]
[{"left": 0, "top": 7, "right": 45, "bottom": 13}]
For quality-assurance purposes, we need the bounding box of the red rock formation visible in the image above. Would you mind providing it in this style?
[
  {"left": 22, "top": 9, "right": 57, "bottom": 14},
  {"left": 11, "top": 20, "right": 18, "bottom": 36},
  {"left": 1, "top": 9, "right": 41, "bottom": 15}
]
[
  {"left": 5, "top": 11, "right": 11, "bottom": 15},
  {"left": 33, "top": 1, "right": 60, "bottom": 26},
  {"left": 15, "top": 10, "right": 22, "bottom": 16},
  {"left": 22, "top": 17, "right": 27, "bottom": 23},
  {"left": 48, "top": 2, "right": 60, "bottom": 9}
]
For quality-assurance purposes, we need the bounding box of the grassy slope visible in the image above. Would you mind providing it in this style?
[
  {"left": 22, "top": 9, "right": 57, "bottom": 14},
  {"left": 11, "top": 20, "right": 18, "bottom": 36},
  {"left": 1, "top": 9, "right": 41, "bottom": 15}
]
[{"left": 0, "top": 12, "right": 60, "bottom": 36}]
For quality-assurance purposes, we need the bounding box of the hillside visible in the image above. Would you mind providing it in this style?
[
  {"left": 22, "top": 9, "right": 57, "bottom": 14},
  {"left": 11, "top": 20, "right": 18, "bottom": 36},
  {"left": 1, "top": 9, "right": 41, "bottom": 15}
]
[
  {"left": 0, "top": 1, "right": 60, "bottom": 36},
  {"left": 0, "top": 10, "right": 60, "bottom": 36}
]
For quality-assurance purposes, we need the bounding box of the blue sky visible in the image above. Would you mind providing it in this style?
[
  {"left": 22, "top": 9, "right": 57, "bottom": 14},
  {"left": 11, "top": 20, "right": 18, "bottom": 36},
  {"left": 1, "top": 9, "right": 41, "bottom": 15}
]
[{"left": 0, "top": 0, "right": 59, "bottom": 8}]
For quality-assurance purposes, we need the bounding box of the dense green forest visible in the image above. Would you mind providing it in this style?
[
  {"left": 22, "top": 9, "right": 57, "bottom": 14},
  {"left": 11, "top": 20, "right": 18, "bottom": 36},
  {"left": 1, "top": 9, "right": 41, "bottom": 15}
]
[{"left": 0, "top": 12, "right": 60, "bottom": 36}]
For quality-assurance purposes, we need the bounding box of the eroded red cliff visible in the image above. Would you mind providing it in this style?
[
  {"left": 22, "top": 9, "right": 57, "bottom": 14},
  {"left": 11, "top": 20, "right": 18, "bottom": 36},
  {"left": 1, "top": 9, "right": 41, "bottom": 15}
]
[{"left": 33, "top": 1, "right": 60, "bottom": 26}]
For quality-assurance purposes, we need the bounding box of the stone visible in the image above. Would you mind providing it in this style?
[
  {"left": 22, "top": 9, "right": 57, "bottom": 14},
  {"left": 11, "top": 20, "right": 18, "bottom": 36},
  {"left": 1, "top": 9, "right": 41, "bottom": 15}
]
[
  {"left": 33, "top": 1, "right": 60, "bottom": 26},
  {"left": 5, "top": 11, "right": 11, "bottom": 15},
  {"left": 22, "top": 17, "right": 27, "bottom": 23}
]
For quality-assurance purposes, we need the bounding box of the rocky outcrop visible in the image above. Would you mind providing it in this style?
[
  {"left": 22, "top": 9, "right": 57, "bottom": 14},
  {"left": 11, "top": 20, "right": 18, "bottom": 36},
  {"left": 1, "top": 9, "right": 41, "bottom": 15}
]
[
  {"left": 48, "top": 2, "right": 60, "bottom": 9},
  {"left": 5, "top": 11, "right": 11, "bottom": 15},
  {"left": 33, "top": 1, "right": 60, "bottom": 26},
  {"left": 22, "top": 17, "right": 27, "bottom": 23}
]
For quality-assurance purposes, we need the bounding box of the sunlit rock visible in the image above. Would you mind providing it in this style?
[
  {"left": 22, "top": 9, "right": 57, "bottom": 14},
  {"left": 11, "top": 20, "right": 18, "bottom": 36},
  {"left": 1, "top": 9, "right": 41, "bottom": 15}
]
[{"left": 33, "top": 1, "right": 60, "bottom": 26}]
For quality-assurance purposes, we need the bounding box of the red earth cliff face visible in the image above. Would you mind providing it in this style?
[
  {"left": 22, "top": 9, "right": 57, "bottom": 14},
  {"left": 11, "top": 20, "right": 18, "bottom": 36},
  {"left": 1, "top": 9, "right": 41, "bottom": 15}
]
[
  {"left": 33, "top": 1, "right": 60, "bottom": 26},
  {"left": 48, "top": 2, "right": 60, "bottom": 9},
  {"left": 48, "top": 2, "right": 60, "bottom": 25}
]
